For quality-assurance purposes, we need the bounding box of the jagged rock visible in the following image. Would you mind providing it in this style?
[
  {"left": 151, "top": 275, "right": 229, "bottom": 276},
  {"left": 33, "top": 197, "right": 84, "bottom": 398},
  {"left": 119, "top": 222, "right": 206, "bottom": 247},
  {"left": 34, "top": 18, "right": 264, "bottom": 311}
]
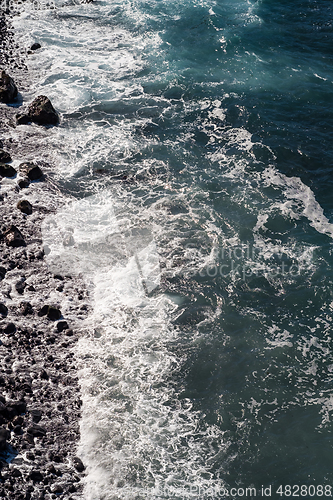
[
  {"left": 3, "top": 225, "right": 25, "bottom": 247},
  {"left": 19, "top": 162, "right": 43, "bottom": 180},
  {"left": 38, "top": 305, "right": 49, "bottom": 317},
  {"left": 31, "top": 42, "right": 41, "bottom": 51},
  {"left": 0, "top": 70, "right": 18, "bottom": 103},
  {"left": 0, "top": 427, "right": 10, "bottom": 451},
  {"left": 47, "top": 306, "right": 61, "bottom": 320},
  {"left": 38, "top": 305, "right": 61, "bottom": 320},
  {"left": 0, "top": 267, "right": 6, "bottom": 280},
  {"left": 0, "top": 150, "right": 11, "bottom": 163},
  {"left": 0, "top": 163, "right": 16, "bottom": 177},
  {"left": 0, "top": 303, "right": 8, "bottom": 317},
  {"left": 17, "top": 200, "right": 32, "bottom": 215},
  {"left": 27, "top": 424, "right": 46, "bottom": 437},
  {"left": 16, "top": 95, "right": 59, "bottom": 125}
]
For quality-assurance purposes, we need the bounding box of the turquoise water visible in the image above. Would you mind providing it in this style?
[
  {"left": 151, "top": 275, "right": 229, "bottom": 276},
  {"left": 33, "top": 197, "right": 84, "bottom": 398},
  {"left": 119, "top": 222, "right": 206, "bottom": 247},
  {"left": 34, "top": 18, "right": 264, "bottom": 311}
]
[{"left": 12, "top": 0, "right": 333, "bottom": 497}]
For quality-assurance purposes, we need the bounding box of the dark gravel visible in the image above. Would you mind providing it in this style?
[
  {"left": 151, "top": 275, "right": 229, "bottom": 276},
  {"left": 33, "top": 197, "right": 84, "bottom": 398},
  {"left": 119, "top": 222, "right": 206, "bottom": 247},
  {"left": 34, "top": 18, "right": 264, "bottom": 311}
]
[{"left": 0, "top": 9, "right": 88, "bottom": 500}]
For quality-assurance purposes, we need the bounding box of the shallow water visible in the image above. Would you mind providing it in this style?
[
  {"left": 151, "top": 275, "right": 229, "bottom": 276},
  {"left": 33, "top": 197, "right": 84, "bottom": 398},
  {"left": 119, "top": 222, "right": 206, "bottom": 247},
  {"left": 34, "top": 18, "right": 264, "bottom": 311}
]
[{"left": 11, "top": 0, "right": 333, "bottom": 497}]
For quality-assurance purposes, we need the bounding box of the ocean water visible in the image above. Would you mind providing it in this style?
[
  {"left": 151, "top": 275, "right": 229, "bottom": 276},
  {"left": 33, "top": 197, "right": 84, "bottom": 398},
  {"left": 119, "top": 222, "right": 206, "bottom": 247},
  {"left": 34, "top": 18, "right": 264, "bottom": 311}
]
[{"left": 10, "top": 0, "right": 333, "bottom": 498}]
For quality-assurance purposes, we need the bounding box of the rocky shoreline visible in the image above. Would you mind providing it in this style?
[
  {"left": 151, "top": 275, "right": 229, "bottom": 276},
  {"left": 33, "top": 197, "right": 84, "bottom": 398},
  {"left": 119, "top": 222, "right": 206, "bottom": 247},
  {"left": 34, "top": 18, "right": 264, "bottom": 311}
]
[{"left": 0, "top": 10, "right": 87, "bottom": 500}]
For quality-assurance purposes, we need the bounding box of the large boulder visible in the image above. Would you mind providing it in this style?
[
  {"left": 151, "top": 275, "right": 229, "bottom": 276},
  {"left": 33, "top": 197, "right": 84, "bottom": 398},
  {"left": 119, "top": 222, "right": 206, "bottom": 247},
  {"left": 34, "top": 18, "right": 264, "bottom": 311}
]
[
  {"left": 16, "top": 95, "right": 59, "bottom": 125},
  {"left": 0, "top": 70, "right": 18, "bottom": 103}
]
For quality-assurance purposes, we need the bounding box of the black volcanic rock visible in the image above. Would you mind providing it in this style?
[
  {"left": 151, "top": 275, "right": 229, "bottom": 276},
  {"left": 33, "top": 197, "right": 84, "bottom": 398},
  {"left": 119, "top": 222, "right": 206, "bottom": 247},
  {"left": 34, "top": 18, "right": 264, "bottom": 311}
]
[
  {"left": 19, "top": 162, "right": 43, "bottom": 181},
  {"left": 73, "top": 456, "right": 85, "bottom": 472},
  {"left": 0, "top": 303, "right": 8, "bottom": 317},
  {"left": 4, "top": 322, "right": 15, "bottom": 334},
  {"left": 0, "top": 163, "right": 16, "bottom": 177},
  {"left": 16, "top": 95, "right": 59, "bottom": 126},
  {"left": 38, "top": 304, "right": 49, "bottom": 317},
  {"left": 29, "top": 469, "right": 43, "bottom": 482},
  {"left": 17, "top": 177, "right": 30, "bottom": 189},
  {"left": 0, "top": 149, "right": 11, "bottom": 163},
  {"left": 48, "top": 306, "right": 61, "bottom": 320},
  {"left": 0, "top": 427, "right": 10, "bottom": 451},
  {"left": 3, "top": 225, "right": 25, "bottom": 247},
  {"left": 17, "top": 199, "right": 32, "bottom": 215},
  {"left": 0, "top": 70, "right": 18, "bottom": 103},
  {"left": 27, "top": 424, "right": 46, "bottom": 437},
  {"left": 57, "top": 320, "right": 68, "bottom": 332},
  {"left": 31, "top": 42, "right": 41, "bottom": 51},
  {"left": 30, "top": 409, "right": 42, "bottom": 423},
  {"left": 19, "top": 301, "right": 33, "bottom": 315}
]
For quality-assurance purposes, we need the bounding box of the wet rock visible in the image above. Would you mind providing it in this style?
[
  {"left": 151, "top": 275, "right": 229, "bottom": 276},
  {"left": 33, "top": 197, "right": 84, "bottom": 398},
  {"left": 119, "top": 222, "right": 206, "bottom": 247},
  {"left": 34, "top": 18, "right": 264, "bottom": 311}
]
[
  {"left": 7, "top": 400, "right": 26, "bottom": 416},
  {"left": 0, "top": 401, "right": 7, "bottom": 421},
  {"left": 72, "top": 457, "right": 85, "bottom": 473},
  {"left": 17, "top": 200, "right": 32, "bottom": 215},
  {"left": 13, "top": 425, "right": 22, "bottom": 435},
  {"left": 3, "top": 225, "right": 25, "bottom": 247},
  {"left": 40, "top": 369, "right": 49, "bottom": 381},
  {"left": 0, "top": 163, "right": 16, "bottom": 177},
  {"left": 30, "top": 42, "right": 41, "bottom": 51},
  {"left": 16, "top": 95, "right": 59, "bottom": 126},
  {"left": 17, "top": 177, "right": 30, "bottom": 189},
  {"left": 30, "top": 409, "right": 42, "bottom": 423},
  {"left": 46, "top": 462, "right": 56, "bottom": 472},
  {"left": 0, "top": 303, "right": 8, "bottom": 317},
  {"left": 19, "top": 301, "right": 33, "bottom": 316},
  {"left": 0, "top": 427, "right": 10, "bottom": 451},
  {"left": 0, "top": 70, "right": 18, "bottom": 103},
  {"left": 19, "top": 162, "right": 43, "bottom": 181},
  {"left": 38, "top": 305, "right": 62, "bottom": 321},
  {"left": 27, "top": 424, "right": 46, "bottom": 437},
  {"left": 50, "top": 483, "right": 63, "bottom": 494},
  {"left": 56, "top": 321, "right": 68, "bottom": 332},
  {"left": 38, "top": 304, "right": 49, "bottom": 317},
  {"left": 4, "top": 322, "right": 15, "bottom": 334},
  {"left": 48, "top": 306, "right": 61, "bottom": 320},
  {"left": 15, "top": 279, "right": 26, "bottom": 294},
  {"left": 0, "top": 149, "right": 12, "bottom": 163},
  {"left": 12, "top": 416, "right": 23, "bottom": 426},
  {"left": 0, "top": 266, "right": 6, "bottom": 280},
  {"left": 28, "top": 469, "right": 43, "bottom": 482},
  {"left": 10, "top": 467, "right": 22, "bottom": 477}
]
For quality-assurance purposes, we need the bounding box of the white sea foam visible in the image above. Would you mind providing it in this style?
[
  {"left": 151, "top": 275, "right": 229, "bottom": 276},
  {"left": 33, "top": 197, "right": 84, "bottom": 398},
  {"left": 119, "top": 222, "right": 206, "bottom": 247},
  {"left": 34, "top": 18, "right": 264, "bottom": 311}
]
[{"left": 11, "top": 0, "right": 333, "bottom": 494}]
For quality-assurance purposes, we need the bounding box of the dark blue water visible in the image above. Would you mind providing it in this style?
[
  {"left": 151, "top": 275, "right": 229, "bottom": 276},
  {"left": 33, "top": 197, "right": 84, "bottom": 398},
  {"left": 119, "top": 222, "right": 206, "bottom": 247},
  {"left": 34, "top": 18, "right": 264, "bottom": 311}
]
[{"left": 13, "top": 0, "right": 333, "bottom": 497}]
